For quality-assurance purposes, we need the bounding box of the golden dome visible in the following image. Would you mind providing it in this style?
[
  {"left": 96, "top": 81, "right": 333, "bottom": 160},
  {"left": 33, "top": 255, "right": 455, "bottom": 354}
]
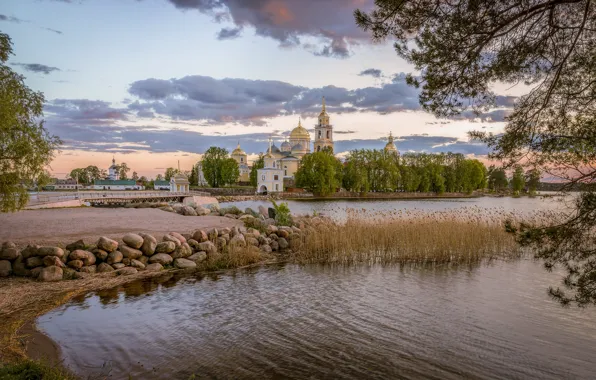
[
  {"left": 384, "top": 132, "right": 398, "bottom": 153},
  {"left": 232, "top": 142, "right": 246, "bottom": 155},
  {"left": 290, "top": 118, "right": 310, "bottom": 139}
]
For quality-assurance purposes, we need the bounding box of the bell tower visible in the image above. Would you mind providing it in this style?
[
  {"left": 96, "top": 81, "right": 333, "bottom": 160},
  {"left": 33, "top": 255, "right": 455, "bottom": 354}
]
[{"left": 314, "top": 96, "right": 334, "bottom": 153}]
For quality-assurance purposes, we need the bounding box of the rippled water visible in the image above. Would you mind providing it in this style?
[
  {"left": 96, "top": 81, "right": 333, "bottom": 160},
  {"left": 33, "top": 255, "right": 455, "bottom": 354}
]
[{"left": 39, "top": 259, "right": 596, "bottom": 379}]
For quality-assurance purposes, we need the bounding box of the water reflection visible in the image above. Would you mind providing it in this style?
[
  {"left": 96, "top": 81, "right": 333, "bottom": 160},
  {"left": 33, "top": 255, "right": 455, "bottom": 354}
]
[{"left": 38, "top": 260, "right": 596, "bottom": 380}]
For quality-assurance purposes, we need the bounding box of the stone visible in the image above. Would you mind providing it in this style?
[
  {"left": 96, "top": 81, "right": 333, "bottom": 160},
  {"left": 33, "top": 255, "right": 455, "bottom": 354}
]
[
  {"left": 260, "top": 244, "right": 272, "bottom": 253},
  {"left": 192, "top": 230, "right": 208, "bottom": 243},
  {"left": 31, "top": 266, "right": 43, "bottom": 279},
  {"left": 195, "top": 206, "right": 211, "bottom": 216},
  {"left": 21, "top": 245, "right": 40, "bottom": 259},
  {"left": 216, "top": 237, "right": 227, "bottom": 250},
  {"left": 207, "top": 228, "right": 218, "bottom": 240},
  {"left": 224, "top": 213, "right": 238, "bottom": 219},
  {"left": 160, "top": 206, "right": 175, "bottom": 213},
  {"left": 130, "top": 259, "right": 145, "bottom": 270},
  {"left": 97, "top": 237, "right": 118, "bottom": 252},
  {"left": 112, "top": 263, "right": 126, "bottom": 270},
  {"left": 26, "top": 256, "right": 43, "bottom": 268},
  {"left": 266, "top": 224, "right": 278, "bottom": 234},
  {"left": 187, "top": 239, "right": 200, "bottom": 250},
  {"left": 155, "top": 241, "right": 176, "bottom": 254},
  {"left": 174, "top": 258, "right": 197, "bottom": 269},
  {"left": 2, "top": 241, "right": 16, "bottom": 250},
  {"left": 270, "top": 240, "right": 279, "bottom": 251},
  {"left": 0, "top": 247, "right": 19, "bottom": 261},
  {"left": 73, "top": 272, "right": 91, "bottom": 280},
  {"left": 97, "top": 263, "right": 115, "bottom": 273},
  {"left": 93, "top": 249, "right": 109, "bottom": 262},
  {"left": 247, "top": 237, "right": 259, "bottom": 247},
  {"left": 145, "top": 263, "right": 163, "bottom": 272},
  {"left": 182, "top": 233, "right": 193, "bottom": 241},
  {"left": 292, "top": 226, "right": 302, "bottom": 234},
  {"left": 277, "top": 238, "right": 289, "bottom": 250},
  {"left": 62, "top": 267, "right": 77, "bottom": 280},
  {"left": 12, "top": 256, "right": 30, "bottom": 277},
  {"left": 188, "top": 252, "right": 207, "bottom": 263},
  {"left": 149, "top": 253, "right": 173, "bottom": 265},
  {"left": 163, "top": 234, "right": 181, "bottom": 247},
  {"left": 65, "top": 239, "right": 86, "bottom": 252},
  {"left": 229, "top": 234, "right": 246, "bottom": 247},
  {"left": 268, "top": 207, "right": 276, "bottom": 219},
  {"left": 168, "top": 232, "right": 187, "bottom": 244},
  {"left": 277, "top": 230, "right": 290, "bottom": 239},
  {"left": 170, "top": 243, "right": 192, "bottom": 259},
  {"left": 221, "top": 234, "right": 230, "bottom": 243},
  {"left": 140, "top": 234, "right": 157, "bottom": 256},
  {"left": 122, "top": 258, "right": 132, "bottom": 266},
  {"left": 79, "top": 265, "right": 97, "bottom": 274},
  {"left": 181, "top": 206, "right": 198, "bottom": 216},
  {"left": 230, "top": 226, "right": 240, "bottom": 237},
  {"left": 258, "top": 205, "right": 268, "bottom": 218},
  {"left": 37, "top": 246, "right": 65, "bottom": 258},
  {"left": 38, "top": 266, "right": 63, "bottom": 282},
  {"left": 0, "top": 260, "right": 12, "bottom": 277},
  {"left": 197, "top": 241, "right": 217, "bottom": 256},
  {"left": 268, "top": 234, "right": 279, "bottom": 241},
  {"left": 238, "top": 214, "right": 254, "bottom": 221},
  {"left": 122, "top": 233, "right": 144, "bottom": 249},
  {"left": 247, "top": 228, "right": 261, "bottom": 238},
  {"left": 68, "top": 260, "right": 84, "bottom": 269},
  {"left": 68, "top": 250, "right": 89, "bottom": 261},
  {"left": 138, "top": 255, "right": 149, "bottom": 266},
  {"left": 43, "top": 255, "right": 65, "bottom": 267},
  {"left": 120, "top": 245, "right": 143, "bottom": 260},
  {"left": 116, "top": 267, "right": 138, "bottom": 276},
  {"left": 106, "top": 250, "right": 124, "bottom": 265}
]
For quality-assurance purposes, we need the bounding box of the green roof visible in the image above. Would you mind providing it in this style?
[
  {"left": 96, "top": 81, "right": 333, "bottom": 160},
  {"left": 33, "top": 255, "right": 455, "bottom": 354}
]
[
  {"left": 94, "top": 180, "right": 137, "bottom": 185},
  {"left": 154, "top": 180, "right": 170, "bottom": 186}
]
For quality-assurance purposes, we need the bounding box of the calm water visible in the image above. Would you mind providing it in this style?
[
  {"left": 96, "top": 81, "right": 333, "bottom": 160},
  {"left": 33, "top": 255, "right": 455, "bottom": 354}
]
[{"left": 39, "top": 259, "right": 596, "bottom": 379}]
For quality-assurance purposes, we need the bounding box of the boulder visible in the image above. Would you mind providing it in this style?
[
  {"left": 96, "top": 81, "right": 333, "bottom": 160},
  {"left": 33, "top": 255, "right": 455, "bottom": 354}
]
[
  {"left": 21, "top": 245, "right": 40, "bottom": 259},
  {"left": 181, "top": 233, "right": 193, "bottom": 241},
  {"left": 277, "top": 230, "right": 290, "bottom": 239},
  {"left": 258, "top": 205, "right": 268, "bottom": 218},
  {"left": 229, "top": 234, "right": 246, "bottom": 247},
  {"left": 38, "top": 266, "right": 63, "bottom": 282},
  {"left": 112, "top": 263, "right": 126, "bottom": 270},
  {"left": 220, "top": 227, "right": 231, "bottom": 235},
  {"left": 12, "top": 256, "right": 31, "bottom": 277},
  {"left": 97, "top": 263, "right": 115, "bottom": 273},
  {"left": 197, "top": 241, "right": 217, "bottom": 256},
  {"left": 65, "top": 239, "right": 86, "bottom": 252},
  {"left": 43, "top": 256, "right": 65, "bottom": 268},
  {"left": 67, "top": 260, "right": 84, "bottom": 269},
  {"left": 224, "top": 214, "right": 238, "bottom": 219},
  {"left": 31, "top": 266, "right": 43, "bottom": 279},
  {"left": 116, "top": 267, "right": 138, "bottom": 276},
  {"left": 216, "top": 237, "right": 227, "bottom": 250},
  {"left": 268, "top": 207, "right": 276, "bottom": 219},
  {"left": 26, "top": 256, "right": 43, "bottom": 268},
  {"left": 140, "top": 234, "right": 157, "bottom": 256},
  {"left": 238, "top": 214, "right": 254, "bottom": 221},
  {"left": 246, "top": 237, "right": 259, "bottom": 247},
  {"left": 97, "top": 237, "right": 118, "bottom": 252},
  {"left": 221, "top": 234, "right": 230, "bottom": 243},
  {"left": 2, "top": 241, "right": 16, "bottom": 251},
  {"left": 82, "top": 252, "right": 97, "bottom": 266},
  {"left": 149, "top": 253, "right": 173, "bottom": 265},
  {"left": 188, "top": 252, "right": 207, "bottom": 263},
  {"left": 122, "top": 233, "right": 144, "bottom": 249},
  {"left": 170, "top": 243, "right": 192, "bottom": 259},
  {"left": 160, "top": 206, "right": 175, "bottom": 213},
  {"left": 120, "top": 245, "right": 143, "bottom": 260},
  {"left": 138, "top": 255, "right": 149, "bottom": 266},
  {"left": 292, "top": 226, "right": 302, "bottom": 234},
  {"left": 260, "top": 244, "right": 272, "bottom": 253},
  {"left": 187, "top": 239, "right": 200, "bottom": 250},
  {"left": 106, "top": 250, "right": 124, "bottom": 265},
  {"left": 268, "top": 234, "right": 279, "bottom": 241},
  {"left": 174, "top": 258, "right": 197, "bottom": 269},
  {"left": 277, "top": 238, "right": 289, "bottom": 250},
  {"left": 181, "top": 206, "right": 198, "bottom": 216},
  {"left": 207, "top": 228, "right": 218, "bottom": 240},
  {"left": 209, "top": 203, "right": 220, "bottom": 213},
  {"left": 0, "top": 260, "right": 12, "bottom": 277},
  {"left": 192, "top": 230, "right": 208, "bottom": 243},
  {"left": 270, "top": 240, "right": 279, "bottom": 251},
  {"left": 0, "top": 246, "right": 19, "bottom": 261},
  {"left": 68, "top": 250, "right": 89, "bottom": 261},
  {"left": 93, "top": 249, "right": 109, "bottom": 262},
  {"left": 230, "top": 226, "right": 240, "bottom": 238},
  {"left": 130, "top": 259, "right": 146, "bottom": 270},
  {"left": 79, "top": 265, "right": 97, "bottom": 274},
  {"left": 266, "top": 225, "right": 278, "bottom": 234},
  {"left": 247, "top": 228, "right": 261, "bottom": 238},
  {"left": 37, "top": 246, "right": 65, "bottom": 258},
  {"left": 122, "top": 258, "right": 132, "bottom": 266},
  {"left": 244, "top": 207, "right": 258, "bottom": 217},
  {"left": 195, "top": 206, "right": 211, "bottom": 216},
  {"left": 168, "top": 232, "right": 187, "bottom": 244},
  {"left": 61, "top": 267, "right": 77, "bottom": 280},
  {"left": 155, "top": 241, "right": 176, "bottom": 254},
  {"left": 163, "top": 234, "right": 181, "bottom": 247},
  {"left": 145, "top": 263, "right": 163, "bottom": 272}
]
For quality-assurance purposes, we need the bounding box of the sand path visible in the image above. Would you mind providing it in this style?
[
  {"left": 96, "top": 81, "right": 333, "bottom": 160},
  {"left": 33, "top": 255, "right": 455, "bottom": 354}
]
[{"left": 0, "top": 208, "right": 241, "bottom": 246}]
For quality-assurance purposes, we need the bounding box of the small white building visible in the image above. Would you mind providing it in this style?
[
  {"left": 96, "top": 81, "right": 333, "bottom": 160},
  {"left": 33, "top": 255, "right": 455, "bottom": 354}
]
[
  {"left": 154, "top": 180, "right": 170, "bottom": 190},
  {"left": 257, "top": 140, "right": 284, "bottom": 194},
  {"left": 107, "top": 157, "right": 120, "bottom": 180},
  {"left": 92, "top": 180, "right": 144, "bottom": 190},
  {"left": 170, "top": 172, "right": 190, "bottom": 192}
]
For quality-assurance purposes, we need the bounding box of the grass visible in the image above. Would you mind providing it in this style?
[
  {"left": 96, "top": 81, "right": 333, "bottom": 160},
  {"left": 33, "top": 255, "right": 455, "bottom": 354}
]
[
  {"left": 0, "top": 359, "right": 77, "bottom": 380},
  {"left": 197, "top": 246, "right": 273, "bottom": 271}
]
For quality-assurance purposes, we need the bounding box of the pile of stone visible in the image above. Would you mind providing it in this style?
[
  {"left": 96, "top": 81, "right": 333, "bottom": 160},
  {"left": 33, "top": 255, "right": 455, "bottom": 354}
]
[{"left": 0, "top": 222, "right": 304, "bottom": 282}]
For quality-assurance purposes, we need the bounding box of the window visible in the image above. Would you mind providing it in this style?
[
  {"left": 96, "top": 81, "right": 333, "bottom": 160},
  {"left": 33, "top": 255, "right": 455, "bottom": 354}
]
[
  {"left": 319, "top": 131, "right": 322, "bottom": 138},
  {"left": 261, "top": 175, "right": 265, "bottom": 181},
  {"left": 275, "top": 184, "right": 279, "bottom": 191},
  {"left": 241, "top": 157, "right": 243, "bottom": 162},
  {"left": 285, "top": 170, "right": 287, "bottom": 176},
  {"left": 317, "top": 146, "right": 321, "bottom": 152},
  {"left": 327, "top": 130, "right": 330, "bottom": 139},
  {"left": 274, "top": 175, "right": 279, "bottom": 180}
]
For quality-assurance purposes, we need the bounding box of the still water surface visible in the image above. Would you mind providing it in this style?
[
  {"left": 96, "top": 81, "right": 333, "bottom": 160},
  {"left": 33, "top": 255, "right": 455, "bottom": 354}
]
[{"left": 39, "top": 259, "right": 596, "bottom": 379}]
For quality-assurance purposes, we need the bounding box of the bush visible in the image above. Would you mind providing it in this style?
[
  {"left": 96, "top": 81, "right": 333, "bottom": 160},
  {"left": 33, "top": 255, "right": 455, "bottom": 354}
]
[
  {"left": 0, "top": 359, "right": 76, "bottom": 380},
  {"left": 218, "top": 205, "right": 243, "bottom": 216},
  {"left": 271, "top": 200, "right": 292, "bottom": 226}
]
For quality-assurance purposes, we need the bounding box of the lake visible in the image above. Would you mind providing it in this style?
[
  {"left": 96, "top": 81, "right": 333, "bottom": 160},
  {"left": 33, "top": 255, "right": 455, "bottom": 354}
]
[{"left": 39, "top": 259, "right": 596, "bottom": 379}]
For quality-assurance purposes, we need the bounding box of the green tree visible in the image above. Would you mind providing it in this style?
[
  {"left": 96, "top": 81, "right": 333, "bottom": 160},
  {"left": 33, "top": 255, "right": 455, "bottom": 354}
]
[
  {"left": 131, "top": 171, "right": 139, "bottom": 181},
  {"left": 116, "top": 162, "right": 130, "bottom": 180},
  {"left": 356, "top": 1, "right": 596, "bottom": 305},
  {"left": 164, "top": 167, "right": 179, "bottom": 181},
  {"left": 35, "top": 170, "right": 53, "bottom": 191},
  {"left": 0, "top": 33, "right": 61, "bottom": 211},
  {"left": 511, "top": 166, "right": 525, "bottom": 196},
  {"left": 202, "top": 147, "right": 240, "bottom": 187},
  {"left": 69, "top": 165, "right": 104, "bottom": 185},
  {"left": 155, "top": 174, "right": 164, "bottom": 181},
  {"left": 295, "top": 151, "right": 342, "bottom": 196},
  {"left": 526, "top": 169, "right": 541, "bottom": 196},
  {"left": 188, "top": 163, "right": 198, "bottom": 186},
  {"left": 250, "top": 154, "right": 265, "bottom": 188},
  {"left": 488, "top": 167, "right": 508, "bottom": 192}
]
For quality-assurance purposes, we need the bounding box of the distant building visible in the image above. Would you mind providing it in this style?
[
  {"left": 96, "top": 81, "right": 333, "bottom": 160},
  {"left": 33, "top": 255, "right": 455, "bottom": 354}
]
[
  {"left": 154, "top": 180, "right": 170, "bottom": 190},
  {"left": 231, "top": 142, "right": 250, "bottom": 183},
  {"left": 197, "top": 162, "right": 208, "bottom": 186},
  {"left": 384, "top": 132, "right": 399, "bottom": 155},
  {"left": 170, "top": 172, "right": 190, "bottom": 192},
  {"left": 92, "top": 180, "right": 144, "bottom": 190},
  {"left": 257, "top": 140, "right": 284, "bottom": 194},
  {"left": 107, "top": 157, "right": 120, "bottom": 180},
  {"left": 49, "top": 178, "right": 83, "bottom": 190}
]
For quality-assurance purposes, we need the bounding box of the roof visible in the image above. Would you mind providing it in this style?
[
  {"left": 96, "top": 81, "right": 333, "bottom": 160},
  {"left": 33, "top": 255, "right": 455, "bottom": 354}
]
[
  {"left": 292, "top": 143, "right": 306, "bottom": 152},
  {"left": 154, "top": 180, "right": 170, "bottom": 186},
  {"left": 290, "top": 119, "right": 310, "bottom": 139},
  {"left": 280, "top": 155, "right": 300, "bottom": 161},
  {"left": 94, "top": 180, "right": 137, "bottom": 185},
  {"left": 271, "top": 144, "right": 281, "bottom": 153},
  {"left": 232, "top": 143, "right": 246, "bottom": 155}
]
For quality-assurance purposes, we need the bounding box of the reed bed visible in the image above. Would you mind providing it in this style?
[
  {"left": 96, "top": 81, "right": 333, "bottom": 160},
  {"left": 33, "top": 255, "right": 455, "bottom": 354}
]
[{"left": 290, "top": 208, "right": 552, "bottom": 265}]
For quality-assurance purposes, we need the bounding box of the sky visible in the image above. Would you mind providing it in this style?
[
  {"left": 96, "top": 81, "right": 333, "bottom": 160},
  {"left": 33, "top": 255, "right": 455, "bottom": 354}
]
[{"left": 2, "top": 0, "right": 516, "bottom": 179}]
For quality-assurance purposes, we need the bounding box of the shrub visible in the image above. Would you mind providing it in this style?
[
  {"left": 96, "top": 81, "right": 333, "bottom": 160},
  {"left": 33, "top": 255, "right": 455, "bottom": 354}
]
[{"left": 271, "top": 200, "right": 292, "bottom": 226}]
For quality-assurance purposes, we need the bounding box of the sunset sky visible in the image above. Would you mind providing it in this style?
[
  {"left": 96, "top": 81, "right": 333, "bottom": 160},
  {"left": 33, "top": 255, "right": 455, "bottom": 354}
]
[{"left": 2, "top": 0, "right": 516, "bottom": 179}]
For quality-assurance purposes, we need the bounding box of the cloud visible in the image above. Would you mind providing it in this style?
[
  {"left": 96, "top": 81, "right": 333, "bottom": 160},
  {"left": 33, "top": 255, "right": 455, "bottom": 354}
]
[
  {"left": 217, "top": 26, "right": 242, "bottom": 40},
  {"left": 45, "top": 99, "right": 130, "bottom": 127},
  {"left": 43, "top": 27, "right": 63, "bottom": 34},
  {"left": 158, "top": 0, "right": 374, "bottom": 58},
  {"left": 0, "top": 14, "right": 24, "bottom": 23},
  {"left": 12, "top": 63, "right": 61, "bottom": 74},
  {"left": 359, "top": 68, "right": 382, "bottom": 78}
]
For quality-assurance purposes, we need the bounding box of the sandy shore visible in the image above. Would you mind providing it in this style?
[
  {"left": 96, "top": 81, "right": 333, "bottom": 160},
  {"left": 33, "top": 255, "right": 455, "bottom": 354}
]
[{"left": 0, "top": 207, "right": 242, "bottom": 246}]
